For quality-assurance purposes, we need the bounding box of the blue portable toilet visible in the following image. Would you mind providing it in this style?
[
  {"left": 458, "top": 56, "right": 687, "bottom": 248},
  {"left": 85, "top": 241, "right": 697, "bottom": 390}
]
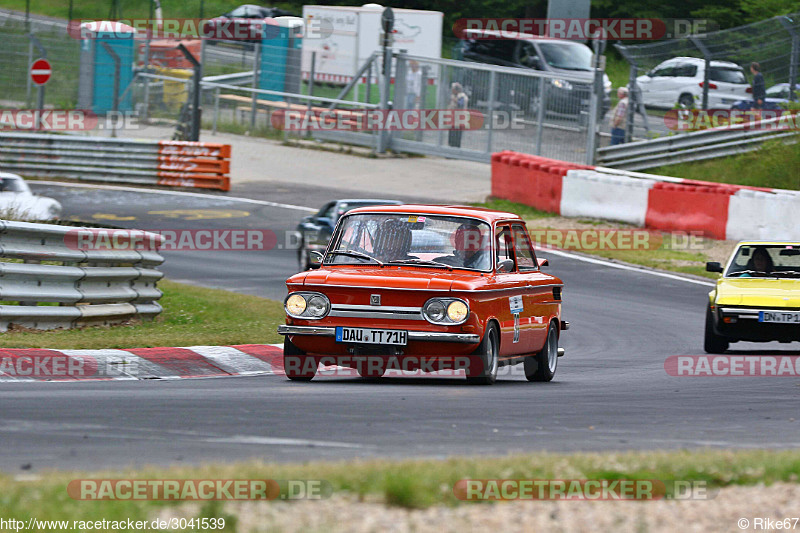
[
  {"left": 257, "top": 17, "right": 303, "bottom": 102},
  {"left": 77, "top": 21, "right": 136, "bottom": 113}
]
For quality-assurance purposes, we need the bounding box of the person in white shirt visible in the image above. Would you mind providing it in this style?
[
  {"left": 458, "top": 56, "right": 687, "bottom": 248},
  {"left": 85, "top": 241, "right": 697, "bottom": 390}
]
[
  {"left": 610, "top": 87, "right": 628, "bottom": 145},
  {"left": 406, "top": 60, "right": 422, "bottom": 109}
]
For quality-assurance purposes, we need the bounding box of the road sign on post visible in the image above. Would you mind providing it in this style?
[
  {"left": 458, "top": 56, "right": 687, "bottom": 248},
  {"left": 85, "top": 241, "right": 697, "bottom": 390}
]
[
  {"left": 30, "top": 57, "right": 50, "bottom": 130},
  {"left": 30, "top": 58, "right": 51, "bottom": 85},
  {"left": 378, "top": 6, "right": 394, "bottom": 154}
]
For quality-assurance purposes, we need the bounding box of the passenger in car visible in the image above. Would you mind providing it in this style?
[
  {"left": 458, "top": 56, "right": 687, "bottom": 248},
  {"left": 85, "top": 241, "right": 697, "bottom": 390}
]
[{"left": 435, "top": 222, "right": 490, "bottom": 270}]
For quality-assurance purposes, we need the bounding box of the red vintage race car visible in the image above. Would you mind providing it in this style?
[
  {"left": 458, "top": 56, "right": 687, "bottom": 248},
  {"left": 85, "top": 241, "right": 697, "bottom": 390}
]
[{"left": 277, "top": 205, "right": 568, "bottom": 384}]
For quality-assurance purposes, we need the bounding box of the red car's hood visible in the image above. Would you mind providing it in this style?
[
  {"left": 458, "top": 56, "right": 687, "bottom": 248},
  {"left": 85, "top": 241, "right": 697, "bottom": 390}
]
[{"left": 296, "top": 266, "right": 482, "bottom": 291}]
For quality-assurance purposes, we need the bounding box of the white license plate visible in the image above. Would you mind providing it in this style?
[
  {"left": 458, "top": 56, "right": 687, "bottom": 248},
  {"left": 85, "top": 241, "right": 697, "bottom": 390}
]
[
  {"left": 759, "top": 311, "right": 800, "bottom": 323},
  {"left": 335, "top": 327, "right": 407, "bottom": 345}
]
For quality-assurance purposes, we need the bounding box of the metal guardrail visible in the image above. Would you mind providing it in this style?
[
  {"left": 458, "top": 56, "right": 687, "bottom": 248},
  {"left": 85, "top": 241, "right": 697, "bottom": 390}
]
[
  {"left": 596, "top": 115, "right": 800, "bottom": 170},
  {"left": 0, "top": 220, "right": 164, "bottom": 331},
  {"left": 0, "top": 132, "right": 232, "bottom": 191}
]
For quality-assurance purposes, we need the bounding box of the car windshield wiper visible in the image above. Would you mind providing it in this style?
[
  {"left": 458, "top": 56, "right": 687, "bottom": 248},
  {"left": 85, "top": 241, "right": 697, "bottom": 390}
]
[
  {"left": 326, "top": 250, "right": 384, "bottom": 266},
  {"left": 775, "top": 270, "right": 800, "bottom": 277},
  {"left": 386, "top": 258, "right": 453, "bottom": 270}
]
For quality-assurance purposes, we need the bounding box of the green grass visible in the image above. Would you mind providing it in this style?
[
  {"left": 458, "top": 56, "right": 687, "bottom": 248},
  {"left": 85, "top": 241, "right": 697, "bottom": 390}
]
[
  {"left": 470, "top": 198, "right": 555, "bottom": 220},
  {"left": 0, "top": 279, "right": 285, "bottom": 349},
  {"left": 604, "top": 52, "right": 630, "bottom": 92},
  {"left": 1, "top": 449, "right": 798, "bottom": 522},
  {"left": 1, "top": 0, "right": 291, "bottom": 21},
  {"left": 651, "top": 139, "right": 800, "bottom": 191}
]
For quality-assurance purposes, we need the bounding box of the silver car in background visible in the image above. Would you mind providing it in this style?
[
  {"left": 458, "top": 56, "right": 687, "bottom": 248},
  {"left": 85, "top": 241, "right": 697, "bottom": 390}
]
[{"left": 0, "top": 172, "right": 62, "bottom": 221}]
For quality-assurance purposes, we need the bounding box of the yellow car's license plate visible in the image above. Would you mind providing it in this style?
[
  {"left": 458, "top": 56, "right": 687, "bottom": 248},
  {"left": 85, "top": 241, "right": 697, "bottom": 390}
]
[{"left": 759, "top": 311, "right": 800, "bottom": 323}]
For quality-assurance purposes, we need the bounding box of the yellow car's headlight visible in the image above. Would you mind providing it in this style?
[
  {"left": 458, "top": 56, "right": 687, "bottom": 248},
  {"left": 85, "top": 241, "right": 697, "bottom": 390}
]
[
  {"left": 447, "top": 300, "right": 468, "bottom": 322},
  {"left": 286, "top": 294, "right": 307, "bottom": 316}
]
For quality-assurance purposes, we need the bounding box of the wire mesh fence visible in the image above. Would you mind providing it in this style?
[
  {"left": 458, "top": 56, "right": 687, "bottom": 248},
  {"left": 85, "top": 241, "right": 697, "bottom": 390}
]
[
  {"left": 0, "top": 10, "right": 606, "bottom": 164},
  {"left": 617, "top": 12, "right": 799, "bottom": 113},
  {"left": 0, "top": 15, "right": 81, "bottom": 109}
]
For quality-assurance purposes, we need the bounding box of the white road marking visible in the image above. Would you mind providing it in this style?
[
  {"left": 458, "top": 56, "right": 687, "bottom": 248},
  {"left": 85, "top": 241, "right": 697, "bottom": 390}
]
[
  {"left": 538, "top": 248, "right": 716, "bottom": 287},
  {"left": 31, "top": 180, "right": 317, "bottom": 213},
  {"left": 202, "top": 435, "right": 369, "bottom": 449}
]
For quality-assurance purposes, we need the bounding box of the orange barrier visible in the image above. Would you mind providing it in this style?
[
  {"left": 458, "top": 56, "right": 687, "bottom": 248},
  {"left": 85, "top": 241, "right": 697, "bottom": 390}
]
[{"left": 156, "top": 141, "right": 232, "bottom": 191}]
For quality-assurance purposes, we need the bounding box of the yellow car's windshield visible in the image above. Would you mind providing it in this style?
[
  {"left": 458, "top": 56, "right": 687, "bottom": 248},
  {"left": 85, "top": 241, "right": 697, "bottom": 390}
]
[{"left": 725, "top": 244, "right": 800, "bottom": 278}]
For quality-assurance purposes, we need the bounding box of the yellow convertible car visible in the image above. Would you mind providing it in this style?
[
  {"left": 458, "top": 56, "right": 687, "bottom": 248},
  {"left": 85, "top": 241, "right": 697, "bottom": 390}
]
[{"left": 705, "top": 241, "right": 800, "bottom": 353}]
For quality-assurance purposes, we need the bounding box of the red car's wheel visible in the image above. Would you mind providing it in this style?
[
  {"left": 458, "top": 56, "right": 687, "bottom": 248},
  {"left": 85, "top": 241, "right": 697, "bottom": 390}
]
[
  {"left": 525, "top": 322, "right": 558, "bottom": 382},
  {"left": 467, "top": 323, "right": 499, "bottom": 385},
  {"left": 283, "top": 338, "right": 317, "bottom": 381}
]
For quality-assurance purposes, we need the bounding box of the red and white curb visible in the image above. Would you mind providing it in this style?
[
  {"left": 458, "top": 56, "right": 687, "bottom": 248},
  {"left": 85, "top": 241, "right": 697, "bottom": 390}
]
[{"left": 0, "top": 344, "right": 285, "bottom": 382}]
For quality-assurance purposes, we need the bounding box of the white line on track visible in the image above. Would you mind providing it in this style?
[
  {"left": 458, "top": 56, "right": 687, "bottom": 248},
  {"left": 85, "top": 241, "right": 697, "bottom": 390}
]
[
  {"left": 31, "top": 180, "right": 317, "bottom": 213},
  {"left": 539, "top": 248, "right": 716, "bottom": 287},
  {"left": 35, "top": 181, "right": 715, "bottom": 287}
]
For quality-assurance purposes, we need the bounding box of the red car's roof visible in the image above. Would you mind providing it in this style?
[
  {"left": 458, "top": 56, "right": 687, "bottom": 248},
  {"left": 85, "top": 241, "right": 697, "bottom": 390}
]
[{"left": 344, "top": 204, "right": 522, "bottom": 223}]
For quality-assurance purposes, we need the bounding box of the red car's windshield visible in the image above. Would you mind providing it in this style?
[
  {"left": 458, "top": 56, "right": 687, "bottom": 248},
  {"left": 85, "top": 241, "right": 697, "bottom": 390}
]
[{"left": 327, "top": 213, "right": 492, "bottom": 271}]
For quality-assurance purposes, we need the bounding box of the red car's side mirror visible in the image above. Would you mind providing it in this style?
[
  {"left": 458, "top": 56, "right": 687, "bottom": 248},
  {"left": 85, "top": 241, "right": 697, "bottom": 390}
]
[{"left": 537, "top": 257, "right": 549, "bottom": 268}]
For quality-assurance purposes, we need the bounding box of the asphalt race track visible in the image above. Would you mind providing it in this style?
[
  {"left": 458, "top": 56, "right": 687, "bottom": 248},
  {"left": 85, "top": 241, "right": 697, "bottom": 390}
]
[{"left": 0, "top": 182, "right": 797, "bottom": 472}]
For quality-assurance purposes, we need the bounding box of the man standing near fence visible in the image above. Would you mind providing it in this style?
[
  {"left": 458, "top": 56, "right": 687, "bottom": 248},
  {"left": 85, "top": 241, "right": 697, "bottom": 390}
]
[
  {"left": 448, "top": 82, "right": 468, "bottom": 148},
  {"left": 610, "top": 87, "right": 629, "bottom": 146},
  {"left": 406, "top": 60, "right": 422, "bottom": 109},
  {"left": 750, "top": 62, "right": 765, "bottom": 110}
]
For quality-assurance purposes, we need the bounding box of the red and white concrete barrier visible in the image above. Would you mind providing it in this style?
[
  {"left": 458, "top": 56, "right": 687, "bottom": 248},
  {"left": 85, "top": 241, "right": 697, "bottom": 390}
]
[{"left": 491, "top": 151, "right": 800, "bottom": 241}]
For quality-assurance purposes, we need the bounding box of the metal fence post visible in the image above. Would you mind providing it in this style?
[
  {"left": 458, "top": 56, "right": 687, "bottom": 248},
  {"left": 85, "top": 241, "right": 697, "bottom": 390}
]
[
  {"left": 625, "top": 63, "right": 638, "bottom": 143},
  {"left": 779, "top": 16, "right": 798, "bottom": 102},
  {"left": 534, "top": 76, "right": 545, "bottom": 155},
  {"left": 417, "top": 65, "right": 429, "bottom": 142},
  {"left": 486, "top": 69, "right": 496, "bottom": 154},
  {"left": 306, "top": 51, "right": 316, "bottom": 139},
  {"left": 177, "top": 43, "right": 202, "bottom": 141},
  {"left": 251, "top": 38, "right": 261, "bottom": 132},
  {"left": 212, "top": 86, "right": 220, "bottom": 134},
  {"left": 26, "top": 37, "right": 34, "bottom": 106},
  {"left": 585, "top": 67, "right": 602, "bottom": 165},
  {"left": 377, "top": 47, "right": 393, "bottom": 153},
  {"left": 690, "top": 36, "right": 711, "bottom": 110}
]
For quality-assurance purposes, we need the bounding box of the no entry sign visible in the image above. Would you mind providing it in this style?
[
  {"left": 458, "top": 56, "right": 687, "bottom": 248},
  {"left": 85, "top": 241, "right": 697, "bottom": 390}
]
[{"left": 30, "top": 58, "right": 52, "bottom": 86}]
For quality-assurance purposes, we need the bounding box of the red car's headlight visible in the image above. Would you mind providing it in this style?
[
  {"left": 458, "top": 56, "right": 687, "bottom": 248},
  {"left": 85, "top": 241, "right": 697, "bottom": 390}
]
[
  {"left": 422, "top": 298, "right": 470, "bottom": 326},
  {"left": 285, "top": 292, "right": 330, "bottom": 320}
]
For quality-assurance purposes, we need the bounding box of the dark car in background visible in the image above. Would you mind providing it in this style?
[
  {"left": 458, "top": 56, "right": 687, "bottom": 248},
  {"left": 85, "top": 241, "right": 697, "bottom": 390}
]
[
  {"left": 203, "top": 4, "right": 296, "bottom": 44},
  {"left": 457, "top": 30, "right": 612, "bottom": 120},
  {"left": 730, "top": 83, "right": 799, "bottom": 111},
  {"left": 297, "top": 199, "right": 401, "bottom": 271}
]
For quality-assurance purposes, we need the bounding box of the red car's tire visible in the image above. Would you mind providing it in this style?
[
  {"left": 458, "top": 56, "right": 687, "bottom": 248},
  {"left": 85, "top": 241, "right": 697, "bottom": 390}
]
[
  {"left": 466, "top": 323, "right": 499, "bottom": 385},
  {"left": 283, "top": 337, "right": 316, "bottom": 381}
]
